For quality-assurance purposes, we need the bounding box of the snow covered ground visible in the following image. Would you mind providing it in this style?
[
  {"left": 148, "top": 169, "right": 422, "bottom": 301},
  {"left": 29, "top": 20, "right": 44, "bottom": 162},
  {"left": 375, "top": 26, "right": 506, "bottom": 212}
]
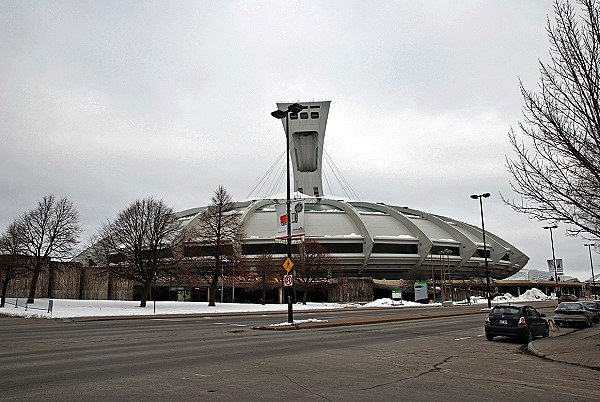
[{"left": 0, "top": 288, "right": 553, "bottom": 320}]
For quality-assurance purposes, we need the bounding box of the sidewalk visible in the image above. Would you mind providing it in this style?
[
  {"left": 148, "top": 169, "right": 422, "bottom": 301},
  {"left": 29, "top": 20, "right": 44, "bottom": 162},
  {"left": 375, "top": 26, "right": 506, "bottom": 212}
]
[{"left": 528, "top": 324, "right": 600, "bottom": 369}]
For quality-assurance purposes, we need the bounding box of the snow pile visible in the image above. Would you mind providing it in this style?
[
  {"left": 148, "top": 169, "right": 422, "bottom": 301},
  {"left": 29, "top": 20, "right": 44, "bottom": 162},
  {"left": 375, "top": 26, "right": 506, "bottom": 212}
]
[
  {"left": 516, "top": 288, "right": 553, "bottom": 301},
  {"left": 492, "top": 288, "right": 553, "bottom": 303},
  {"left": 361, "top": 298, "right": 427, "bottom": 307},
  {"left": 269, "top": 318, "right": 329, "bottom": 327}
]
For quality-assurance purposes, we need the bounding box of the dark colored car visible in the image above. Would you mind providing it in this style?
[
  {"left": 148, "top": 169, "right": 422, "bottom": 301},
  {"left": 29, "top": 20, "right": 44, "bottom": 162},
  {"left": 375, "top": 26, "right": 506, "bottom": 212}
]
[
  {"left": 581, "top": 301, "right": 600, "bottom": 324},
  {"left": 485, "top": 304, "right": 549, "bottom": 343},
  {"left": 554, "top": 302, "right": 594, "bottom": 327},
  {"left": 558, "top": 294, "right": 578, "bottom": 303}
]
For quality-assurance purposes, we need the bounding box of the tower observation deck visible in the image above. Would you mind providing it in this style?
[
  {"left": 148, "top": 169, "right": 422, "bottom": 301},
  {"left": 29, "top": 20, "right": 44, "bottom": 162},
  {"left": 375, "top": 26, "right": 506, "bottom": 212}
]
[{"left": 276, "top": 101, "right": 330, "bottom": 197}]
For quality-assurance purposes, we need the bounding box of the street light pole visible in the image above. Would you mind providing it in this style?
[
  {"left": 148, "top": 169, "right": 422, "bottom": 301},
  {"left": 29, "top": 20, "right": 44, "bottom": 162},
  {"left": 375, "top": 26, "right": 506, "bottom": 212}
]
[
  {"left": 584, "top": 243, "right": 596, "bottom": 299},
  {"left": 272, "top": 103, "right": 303, "bottom": 323},
  {"left": 430, "top": 252, "right": 436, "bottom": 303},
  {"left": 440, "top": 249, "right": 452, "bottom": 303},
  {"left": 470, "top": 193, "right": 492, "bottom": 309},
  {"left": 543, "top": 224, "right": 559, "bottom": 299}
]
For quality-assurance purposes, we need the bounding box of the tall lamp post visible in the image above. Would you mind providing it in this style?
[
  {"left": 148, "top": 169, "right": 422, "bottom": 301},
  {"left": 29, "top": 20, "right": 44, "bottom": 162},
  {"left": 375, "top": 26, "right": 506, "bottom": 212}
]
[
  {"left": 430, "top": 252, "right": 436, "bottom": 303},
  {"left": 470, "top": 193, "right": 492, "bottom": 309},
  {"left": 584, "top": 243, "right": 596, "bottom": 299},
  {"left": 271, "top": 102, "right": 303, "bottom": 323},
  {"left": 440, "top": 249, "right": 452, "bottom": 303},
  {"left": 543, "top": 224, "right": 559, "bottom": 299}
]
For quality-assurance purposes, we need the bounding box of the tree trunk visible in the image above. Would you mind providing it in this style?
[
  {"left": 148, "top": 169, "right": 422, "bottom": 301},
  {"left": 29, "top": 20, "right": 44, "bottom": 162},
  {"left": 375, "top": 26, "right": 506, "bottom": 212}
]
[
  {"left": 78, "top": 266, "right": 85, "bottom": 300},
  {"left": 208, "top": 260, "right": 220, "bottom": 306},
  {"left": 47, "top": 264, "right": 55, "bottom": 299},
  {"left": 139, "top": 281, "right": 151, "bottom": 307},
  {"left": 261, "top": 285, "right": 266, "bottom": 305},
  {"left": 208, "top": 282, "right": 217, "bottom": 306},
  {"left": 107, "top": 271, "right": 113, "bottom": 300},
  {"left": 27, "top": 268, "right": 41, "bottom": 304},
  {"left": 303, "top": 288, "right": 308, "bottom": 305},
  {"left": 1, "top": 280, "right": 8, "bottom": 308}
]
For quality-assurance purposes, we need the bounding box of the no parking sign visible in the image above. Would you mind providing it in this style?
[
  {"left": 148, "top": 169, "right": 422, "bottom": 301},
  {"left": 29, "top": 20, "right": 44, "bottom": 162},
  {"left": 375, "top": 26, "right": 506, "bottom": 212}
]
[{"left": 283, "top": 275, "right": 293, "bottom": 287}]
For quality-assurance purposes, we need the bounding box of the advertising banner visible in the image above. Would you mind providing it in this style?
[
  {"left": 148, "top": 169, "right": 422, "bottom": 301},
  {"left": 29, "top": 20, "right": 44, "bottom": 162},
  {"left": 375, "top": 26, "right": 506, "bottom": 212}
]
[
  {"left": 414, "top": 281, "right": 428, "bottom": 303},
  {"left": 547, "top": 259, "right": 564, "bottom": 275},
  {"left": 275, "top": 200, "right": 305, "bottom": 239}
]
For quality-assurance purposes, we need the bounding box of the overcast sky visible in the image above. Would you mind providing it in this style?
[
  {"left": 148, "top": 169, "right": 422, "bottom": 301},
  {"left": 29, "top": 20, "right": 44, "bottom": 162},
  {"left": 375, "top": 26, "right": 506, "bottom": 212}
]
[{"left": 1, "top": 1, "right": 597, "bottom": 282}]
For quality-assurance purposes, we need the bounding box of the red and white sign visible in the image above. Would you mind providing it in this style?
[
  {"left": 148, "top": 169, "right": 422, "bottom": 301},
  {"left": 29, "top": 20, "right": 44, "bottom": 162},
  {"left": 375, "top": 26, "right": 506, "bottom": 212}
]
[
  {"left": 275, "top": 201, "right": 305, "bottom": 239},
  {"left": 283, "top": 274, "right": 294, "bottom": 287}
]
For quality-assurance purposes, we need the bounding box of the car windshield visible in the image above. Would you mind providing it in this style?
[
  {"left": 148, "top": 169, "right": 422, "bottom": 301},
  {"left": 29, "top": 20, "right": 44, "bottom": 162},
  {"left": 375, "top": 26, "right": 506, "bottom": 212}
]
[
  {"left": 557, "top": 302, "right": 582, "bottom": 310},
  {"left": 491, "top": 306, "right": 520, "bottom": 315},
  {"left": 582, "top": 302, "right": 597, "bottom": 308}
]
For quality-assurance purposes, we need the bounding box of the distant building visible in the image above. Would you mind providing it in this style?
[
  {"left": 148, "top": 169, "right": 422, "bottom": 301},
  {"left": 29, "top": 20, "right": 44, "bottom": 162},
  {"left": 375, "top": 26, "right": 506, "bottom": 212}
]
[{"left": 506, "top": 268, "right": 577, "bottom": 282}]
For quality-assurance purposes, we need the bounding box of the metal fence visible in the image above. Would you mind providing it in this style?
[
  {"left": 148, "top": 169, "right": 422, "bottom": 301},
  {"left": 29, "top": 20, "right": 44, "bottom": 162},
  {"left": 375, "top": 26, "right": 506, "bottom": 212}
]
[{"left": 8, "top": 298, "right": 53, "bottom": 315}]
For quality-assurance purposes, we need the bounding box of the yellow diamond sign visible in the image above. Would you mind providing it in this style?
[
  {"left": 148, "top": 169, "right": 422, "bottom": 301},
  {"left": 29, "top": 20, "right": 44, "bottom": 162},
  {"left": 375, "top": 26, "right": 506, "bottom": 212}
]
[{"left": 283, "top": 258, "right": 294, "bottom": 273}]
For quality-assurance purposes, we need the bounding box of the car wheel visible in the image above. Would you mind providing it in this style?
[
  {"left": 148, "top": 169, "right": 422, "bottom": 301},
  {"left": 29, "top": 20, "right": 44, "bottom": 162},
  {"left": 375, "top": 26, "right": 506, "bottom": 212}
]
[
  {"left": 542, "top": 325, "right": 549, "bottom": 338},
  {"left": 485, "top": 333, "right": 494, "bottom": 341},
  {"left": 524, "top": 328, "right": 534, "bottom": 343}
]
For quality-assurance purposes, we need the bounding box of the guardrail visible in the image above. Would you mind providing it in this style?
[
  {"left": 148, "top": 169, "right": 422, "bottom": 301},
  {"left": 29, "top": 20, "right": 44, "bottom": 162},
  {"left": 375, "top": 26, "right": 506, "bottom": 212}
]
[{"left": 9, "top": 298, "right": 53, "bottom": 315}]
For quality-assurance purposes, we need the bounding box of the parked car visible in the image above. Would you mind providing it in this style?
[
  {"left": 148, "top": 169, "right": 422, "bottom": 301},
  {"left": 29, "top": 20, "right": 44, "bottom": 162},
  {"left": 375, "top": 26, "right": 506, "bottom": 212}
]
[
  {"left": 485, "top": 304, "right": 549, "bottom": 343},
  {"left": 581, "top": 301, "right": 600, "bottom": 324},
  {"left": 558, "top": 294, "right": 578, "bottom": 303},
  {"left": 554, "top": 302, "right": 594, "bottom": 327}
]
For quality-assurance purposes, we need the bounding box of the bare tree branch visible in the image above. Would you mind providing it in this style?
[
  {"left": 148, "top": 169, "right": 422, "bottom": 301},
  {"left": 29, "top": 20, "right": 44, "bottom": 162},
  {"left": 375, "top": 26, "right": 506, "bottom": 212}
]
[
  {"left": 0, "top": 221, "right": 29, "bottom": 307},
  {"left": 294, "top": 239, "right": 338, "bottom": 304},
  {"left": 90, "top": 197, "right": 188, "bottom": 307},
  {"left": 185, "top": 186, "right": 245, "bottom": 306},
  {"left": 17, "top": 195, "right": 81, "bottom": 303},
  {"left": 505, "top": 0, "right": 600, "bottom": 239}
]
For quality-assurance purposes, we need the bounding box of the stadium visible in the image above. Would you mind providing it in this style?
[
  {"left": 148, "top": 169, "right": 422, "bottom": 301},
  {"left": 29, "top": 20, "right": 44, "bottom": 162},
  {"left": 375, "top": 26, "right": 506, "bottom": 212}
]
[{"left": 177, "top": 101, "right": 528, "bottom": 287}]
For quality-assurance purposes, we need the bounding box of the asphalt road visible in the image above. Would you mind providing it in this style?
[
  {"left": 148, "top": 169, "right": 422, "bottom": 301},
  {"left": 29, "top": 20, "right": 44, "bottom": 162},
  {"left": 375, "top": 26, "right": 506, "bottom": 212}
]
[{"left": 1, "top": 306, "right": 599, "bottom": 402}]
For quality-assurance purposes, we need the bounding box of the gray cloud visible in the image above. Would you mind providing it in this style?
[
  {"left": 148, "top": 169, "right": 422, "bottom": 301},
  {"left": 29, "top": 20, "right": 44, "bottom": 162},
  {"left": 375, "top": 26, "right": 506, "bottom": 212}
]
[{"left": 2, "top": 1, "right": 593, "bottom": 280}]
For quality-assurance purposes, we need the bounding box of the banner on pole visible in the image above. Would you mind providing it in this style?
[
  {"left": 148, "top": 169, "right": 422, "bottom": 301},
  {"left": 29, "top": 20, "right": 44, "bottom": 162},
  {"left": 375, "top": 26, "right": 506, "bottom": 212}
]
[
  {"left": 275, "top": 201, "right": 305, "bottom": 239},
  {"left": 547, "top": 259, "right": 564, "bottom": 275}
]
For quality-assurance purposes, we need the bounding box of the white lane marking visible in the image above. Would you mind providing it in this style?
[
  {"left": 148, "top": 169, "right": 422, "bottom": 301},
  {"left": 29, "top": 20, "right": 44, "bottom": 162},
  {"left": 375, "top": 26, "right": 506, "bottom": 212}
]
[
  {"left": 152, "top": 319, "right": 184, "bottom": 322},
  {"left": 455, "top": 336, "right": 472, "bottom": 341}
]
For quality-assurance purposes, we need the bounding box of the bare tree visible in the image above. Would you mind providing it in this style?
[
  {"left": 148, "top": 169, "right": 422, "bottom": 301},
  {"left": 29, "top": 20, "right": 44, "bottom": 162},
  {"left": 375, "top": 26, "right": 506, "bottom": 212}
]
[
  {"left": 246, "top": 253, "right": 280, "bottom": 305},
  {"left": 186, "top": 186, "right": 244, "bottom": 306},
  {"left": 17, "top": 195, "right": 81, "bottom": 303},
  {"left": 505, "top": 0, "right": 600, "bottom": 238},
  {"left": 294, "top": 239, "right": 338, "bottom": 304},
  {"left": 0, "top": 221, "right": 28, "bottom": 307},
  {"left": 91, "top": 197, "right": 188, "bottom": 307}
]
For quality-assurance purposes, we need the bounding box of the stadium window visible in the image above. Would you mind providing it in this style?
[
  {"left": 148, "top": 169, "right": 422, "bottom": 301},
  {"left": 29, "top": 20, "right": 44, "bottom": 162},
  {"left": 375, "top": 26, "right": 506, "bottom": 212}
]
[
  {"left": 372, "top": 243, "right": 419, "bottom": 254},
  {"left": 300, "top": 112, "right": 309, "bottom": 119},
  {"left": 310, "top": 112, "right": 319, "bottom": 119},
  {"left": 290, "top": 113, "right": 298, "bottom": 120}
]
